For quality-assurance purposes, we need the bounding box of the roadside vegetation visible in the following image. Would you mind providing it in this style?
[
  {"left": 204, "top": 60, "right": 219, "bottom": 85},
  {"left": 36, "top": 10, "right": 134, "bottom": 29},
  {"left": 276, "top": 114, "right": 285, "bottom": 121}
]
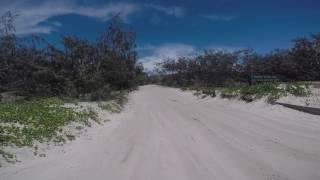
[
  {"left": 0, "top": 91, "right": 128, "bottom": 165},
  {"left": 155, "top": 31, "right": 319, "bottom": 101},
  {"left": 0, "top": 11, "right": 140, "bottom": 165},
  {"left": 182, "top": 82, "right": 311, "bottom": 103},
  {"left": 0, "top": 98, "right": 95, "bottom": 164},
  {"left": 0, "top": 11, "right": 146, "bottom": 99},
  {"left": 156, "top": 33, "right": 320, "bottom": 87}
]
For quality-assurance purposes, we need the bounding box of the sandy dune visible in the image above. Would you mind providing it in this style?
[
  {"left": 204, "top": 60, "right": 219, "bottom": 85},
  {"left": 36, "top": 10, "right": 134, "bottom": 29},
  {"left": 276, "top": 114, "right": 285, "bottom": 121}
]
[{"left": 1, "top": 85, "right": 320, "bottom": 180}]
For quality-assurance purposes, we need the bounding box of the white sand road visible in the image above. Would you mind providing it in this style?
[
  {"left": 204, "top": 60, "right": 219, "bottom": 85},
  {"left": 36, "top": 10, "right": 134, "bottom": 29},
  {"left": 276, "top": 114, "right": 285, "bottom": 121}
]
[{"left": 1, "top": 85, "right": 320, "bottom": 180}]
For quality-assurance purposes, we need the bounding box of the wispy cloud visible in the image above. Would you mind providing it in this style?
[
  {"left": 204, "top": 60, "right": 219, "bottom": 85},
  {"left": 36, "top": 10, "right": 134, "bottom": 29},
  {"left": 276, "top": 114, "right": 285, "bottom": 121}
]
[
  {"left": 0, "top": 1, "right": 185, "bottom": 35},
  {"left": 200, "top": 14, "right": 237, "bottom": 22},
  {"left": 144, "top": 4, "right": 185, "bottom": 18}
]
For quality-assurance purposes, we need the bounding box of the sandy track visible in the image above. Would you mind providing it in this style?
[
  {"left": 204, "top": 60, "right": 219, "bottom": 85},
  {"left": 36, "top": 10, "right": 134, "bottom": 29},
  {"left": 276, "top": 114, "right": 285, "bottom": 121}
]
[{"left": 1, "top": 85, "right": 320, "bottom": 180}]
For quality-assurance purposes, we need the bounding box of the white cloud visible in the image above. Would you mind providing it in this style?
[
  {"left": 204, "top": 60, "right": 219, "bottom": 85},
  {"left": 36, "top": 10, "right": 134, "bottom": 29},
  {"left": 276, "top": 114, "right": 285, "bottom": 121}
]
[
  {"left": 0, "top": 1, "right": 184, "bottom": 35},
  {"left": 139, "top": 43, "right": 197, "bottom": 71},
  {"left": 0, "top": 0, "right": 139, "bottom": 35},
  {"left": 200, "top": 14, "right": 237, "bottom": 22},
  {"left": 144, "top": 4, "right": 185, "bottom": 18}
]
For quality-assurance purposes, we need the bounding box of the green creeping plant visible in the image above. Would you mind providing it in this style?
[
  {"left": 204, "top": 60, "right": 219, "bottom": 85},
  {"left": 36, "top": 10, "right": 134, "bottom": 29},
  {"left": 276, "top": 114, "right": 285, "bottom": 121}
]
[{"left": 0, "top": 98, "right": 94, "bottom": 164}]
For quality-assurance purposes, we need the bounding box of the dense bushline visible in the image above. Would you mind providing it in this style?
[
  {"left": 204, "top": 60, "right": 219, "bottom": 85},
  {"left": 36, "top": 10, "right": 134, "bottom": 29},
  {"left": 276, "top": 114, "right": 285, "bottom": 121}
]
[
  {"left": 157, "top": 33, "right": 320, "bottom": 87},
  {"left": 0, "top": 11, "right": 145, "bottom": 100}
]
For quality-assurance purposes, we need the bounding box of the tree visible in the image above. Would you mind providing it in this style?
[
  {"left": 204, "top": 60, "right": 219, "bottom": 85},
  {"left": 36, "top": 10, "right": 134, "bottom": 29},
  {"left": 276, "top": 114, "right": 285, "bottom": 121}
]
[
  {"left": 291, "top": 36, "right": 318, "bottom": 80},
  {"left": 97, "top": 15, "right": 138, "bottom": 89},
  {"left": 0, "top": 12, "right": 142, "bottom": 98}
]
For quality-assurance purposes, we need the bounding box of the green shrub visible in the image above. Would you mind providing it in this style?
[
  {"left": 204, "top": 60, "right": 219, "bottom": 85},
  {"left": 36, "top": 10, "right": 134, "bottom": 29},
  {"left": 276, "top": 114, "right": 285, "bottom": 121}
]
[
  {"left": 286, "top": 83, "right": 310, "bottom": 96},
  {"left": 201, "top": 88, "right": 216, "bottom": 97},
  {"left": 240, "top": 82, "right": 284, "bottom": 101},
  {"left": 221, "top": 87, "right": 239, "bottom": 99}
]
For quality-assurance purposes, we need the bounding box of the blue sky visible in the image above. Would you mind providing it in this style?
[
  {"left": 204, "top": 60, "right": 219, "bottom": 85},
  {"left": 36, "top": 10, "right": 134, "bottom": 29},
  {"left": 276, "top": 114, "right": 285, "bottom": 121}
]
[{"left": 1, "top": 0, "right": 320, "bottom": 70}]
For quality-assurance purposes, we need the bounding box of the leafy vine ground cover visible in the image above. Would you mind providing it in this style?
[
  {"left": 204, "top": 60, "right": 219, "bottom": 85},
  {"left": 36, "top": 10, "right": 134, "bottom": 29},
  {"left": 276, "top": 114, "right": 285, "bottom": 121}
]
[{"left": 0, "top": 98, "right": 98, "bottom": 164}]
